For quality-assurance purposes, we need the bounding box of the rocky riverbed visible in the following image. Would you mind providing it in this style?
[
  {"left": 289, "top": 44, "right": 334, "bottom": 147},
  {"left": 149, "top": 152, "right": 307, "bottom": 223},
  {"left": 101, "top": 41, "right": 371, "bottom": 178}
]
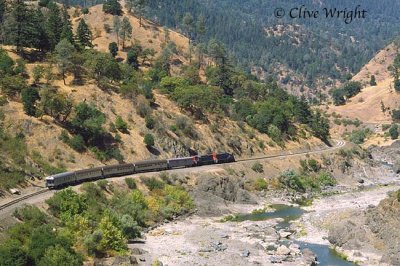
[{"left": 129, "top": 203, "right": 317, "bottom": 266}]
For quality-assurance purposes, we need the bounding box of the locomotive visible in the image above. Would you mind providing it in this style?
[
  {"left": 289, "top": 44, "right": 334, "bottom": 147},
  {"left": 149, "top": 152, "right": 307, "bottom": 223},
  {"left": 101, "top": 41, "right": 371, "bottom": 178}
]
[{"left": 45, "top": 152, "right": 235, "bottom": 189}]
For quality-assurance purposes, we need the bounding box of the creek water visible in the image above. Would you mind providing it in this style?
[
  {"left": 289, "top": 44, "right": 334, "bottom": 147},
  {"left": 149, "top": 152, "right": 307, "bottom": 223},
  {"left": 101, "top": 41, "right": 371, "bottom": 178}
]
[{"left": 234, "top": 204, "right": 354, "bottom": 266}]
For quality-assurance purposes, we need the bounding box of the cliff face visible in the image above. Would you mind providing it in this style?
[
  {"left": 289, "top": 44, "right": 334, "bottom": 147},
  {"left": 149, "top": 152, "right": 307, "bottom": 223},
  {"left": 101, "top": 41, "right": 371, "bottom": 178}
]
[{"left": 328, "top": 190, "right": 400, "bottom": 265}]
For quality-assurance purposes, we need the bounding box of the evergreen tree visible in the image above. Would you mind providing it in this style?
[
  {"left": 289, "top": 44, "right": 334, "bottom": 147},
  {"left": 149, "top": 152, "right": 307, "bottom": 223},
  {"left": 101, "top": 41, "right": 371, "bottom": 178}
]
[
  {"left": 103, "top": 0, "right": 122, "bottom": 16},
  {"left": 4, "top": 0, "right": 37, "bottom": 53},
  {"left": 120, "top": 17, "right": 132, "bottom": 49},
  {"left": 126, "top": 43, "right": 142, "bottom": 69},
  {"left": 108, "top": 42, "right": 118, "bottom": 57},
  {"left": 21, "top": 87, "right": 40, "bottom": 116},
  {"left": 369, "top": 75, "right": 377, "bottom": 86},
  {"left": 112, "top": 16, "right": 121, "bottom": 47},
  {"left": 46, "top": 3, "right": 64, "bottom": 50},
  {"left": 182, "top": 13, "right": 194, "bottom": 44},
  {"left": 76, "top": 19, "right": 92, "bottom": 48},
  {"left": 129, "top": 0, "right": 148, "bottom": 27},
  {"left": 196, "top": 15, "right": 206, "bottom": 42},
  {"left": 32, "top": 9, "right": 51, "bottom": 52},
  {"left": 60, "top": 9, "right": 74, "bottom": 45},
  {"left": 0, "top": 0, "right": 5, "bottom": 43}
]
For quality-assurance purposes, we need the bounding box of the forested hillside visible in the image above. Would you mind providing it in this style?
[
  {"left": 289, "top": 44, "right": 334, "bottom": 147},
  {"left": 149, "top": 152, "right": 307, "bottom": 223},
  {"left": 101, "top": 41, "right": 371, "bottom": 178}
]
[
  {"left": 0, "top": 0, "right": 330, "bottom": 191},
  {"left": 145, "top": 0, "right": 400, "bottom": 92}
]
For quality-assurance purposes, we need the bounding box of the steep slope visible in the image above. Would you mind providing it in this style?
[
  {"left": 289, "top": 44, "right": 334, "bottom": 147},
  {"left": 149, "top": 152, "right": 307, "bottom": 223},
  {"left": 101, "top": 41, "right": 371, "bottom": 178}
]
[
  {"left": 329, "top": 43, "right": 400, "bottom": 124},
  {"left": 0, "top": 4, "right": 325, "bottom": 192}
]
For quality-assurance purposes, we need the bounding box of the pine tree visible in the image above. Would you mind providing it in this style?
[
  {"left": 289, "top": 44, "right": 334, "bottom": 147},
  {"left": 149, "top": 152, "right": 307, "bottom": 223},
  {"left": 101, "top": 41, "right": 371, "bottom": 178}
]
[
  {"left": 76, "top": 19, "right": 92, "bottom": 48},
  {"left": 4, "top": 0, "right": 36, "bottom": 53},
  {"left": 196, "top": 15, "right": 206, "bottom": 42},
  {"left": 128, "top": 0, "right": 148, "bottom": 27},
  {"left": 120, "top": 17, "right": 132, "bottom": 49},
  {"left": 182, "top": 13, "right": 194, "bottom": 45},
  {"left": 370, "top": 75, "right": 377, "bottom": 86},
  {"left": 103, "top": 0, "right": 122, "bottom": 16},
  {"left": 0, "top": 0, "right": 5, "bottom": 43},
  {"left": 112, "top": 16, "right": 121, "bottom": 48},
  {"left": 60, "top": 8, "right": 74, "bottom": 45},
  {"left": 108, "top": 42, "right": 118, "bottom": 57},
  {"left": 46, "top": 3, "right": 64, "bottom": 50}
]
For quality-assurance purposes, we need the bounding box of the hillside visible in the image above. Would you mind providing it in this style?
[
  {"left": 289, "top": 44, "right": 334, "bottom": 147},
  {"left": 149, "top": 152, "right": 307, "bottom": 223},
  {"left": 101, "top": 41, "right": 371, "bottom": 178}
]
[
  {"left": 329, "top": 43, "right": 400, "bottom": 124},
  {"left": 146, "top": 0, "right": 400, "bottom": 91},
  {"left": 0, "top": 2, "right": 328, "bottom": 192}
]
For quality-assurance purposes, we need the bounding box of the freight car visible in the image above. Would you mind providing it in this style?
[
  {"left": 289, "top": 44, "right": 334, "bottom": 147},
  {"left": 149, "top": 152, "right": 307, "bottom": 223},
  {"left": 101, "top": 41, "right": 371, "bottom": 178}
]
[{"left": 46, "top": 152, "right": 235, "bottom": 189}]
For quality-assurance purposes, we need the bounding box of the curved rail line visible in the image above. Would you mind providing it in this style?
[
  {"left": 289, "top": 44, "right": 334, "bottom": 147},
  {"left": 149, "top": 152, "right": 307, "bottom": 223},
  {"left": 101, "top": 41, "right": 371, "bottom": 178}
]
[
  {"left": 0, "top": 189, "right": 49, "bottom": 211},
  {"left": 0, "top": 140, "right": 346, "bottom": 211}
]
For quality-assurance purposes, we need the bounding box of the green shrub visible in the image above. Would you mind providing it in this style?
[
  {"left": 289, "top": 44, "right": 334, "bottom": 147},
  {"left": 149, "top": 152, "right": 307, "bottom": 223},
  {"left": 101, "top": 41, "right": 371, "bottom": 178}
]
[
  {"left": 141, "top": 177, "right": 164, "bottom": 191},
  {"left": 68, "top": 135, "right": 86, "bottom": 152},
  {"left": 97, "top": 180, "right": 109, "bottom": 190},
  {"left": 144, "top": 133, "right": 155, "bottom": 147},
  {"left": 115, "top": 116, "right": 128, "bottom": 133},
  {"left": 253, "top": 178, "right": 268, "bottom": 191},
  {"left": 82, "top": 7, "right": 89, "bottom": 14},
  {"left": 145, "top": 116, "right": 155, "bottom": 129},
  {"left": 0, "top": 239, "right": 30, "bottom": 266},
  {"left": 125, "top": 178, "right": 137, "bottom": 189},
  {"left": 13, "top": 205, "right": 48, "bottom": 227},
  {"left": 251, "top": 162, "right": 264, "bottom": 173},
  {"left": 347, "top": 128, "right": 372, "bottom": 144},
  {"left": 389, "top": 124, "right": 399, "bottom": 140}
]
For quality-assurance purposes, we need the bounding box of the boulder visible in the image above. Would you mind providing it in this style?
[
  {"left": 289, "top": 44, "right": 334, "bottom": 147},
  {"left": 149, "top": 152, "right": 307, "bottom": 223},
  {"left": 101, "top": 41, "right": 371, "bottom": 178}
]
[
  {"left": 240, "top": 250, "right": 250, "bottom": 257},
  {"left": 276, "top": 245, "right": 291, "bottom": 255}
]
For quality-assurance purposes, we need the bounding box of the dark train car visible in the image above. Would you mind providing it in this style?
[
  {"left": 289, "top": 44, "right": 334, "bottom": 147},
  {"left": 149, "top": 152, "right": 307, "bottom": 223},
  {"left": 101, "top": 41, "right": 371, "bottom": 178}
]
[
  {"left": 75, "top": 167, "right": 103, "bottom": 183},
  {"left": 168, "top": 156, "right": 198, "bottom": 169},
  {"left": 198, "top": 154, "right": 216, "bottom": 166},
  {"left": 102, "top": 163, "right": 135, "bottom": 178},
  {"left": 216, "top": 153, "right": 235, "bottom": 163},
  {"left": 46, "top": 172, "right": 76, "bottom": 188},
  {"left": 135, "top": 159, "right": 168, "bottom": 173}
]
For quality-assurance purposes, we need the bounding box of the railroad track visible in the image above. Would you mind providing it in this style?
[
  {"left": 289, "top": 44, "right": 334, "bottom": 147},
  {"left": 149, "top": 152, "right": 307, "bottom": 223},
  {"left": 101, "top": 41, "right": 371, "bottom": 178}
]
[
  {"left": 0, "top": 189, "right": 49, "bottom": 211},
  {"left": 0, "top": 140, "right": 346, "bottom": 212},
  {"left": 235, "top": 139, "right": 346, "bottom": 163}
]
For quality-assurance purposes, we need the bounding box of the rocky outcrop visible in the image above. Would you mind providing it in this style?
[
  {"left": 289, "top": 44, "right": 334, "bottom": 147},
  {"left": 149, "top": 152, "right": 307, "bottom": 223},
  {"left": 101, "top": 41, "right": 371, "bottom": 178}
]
[{"left": 328, "top": 192, "right": 400, "bottom": 265}]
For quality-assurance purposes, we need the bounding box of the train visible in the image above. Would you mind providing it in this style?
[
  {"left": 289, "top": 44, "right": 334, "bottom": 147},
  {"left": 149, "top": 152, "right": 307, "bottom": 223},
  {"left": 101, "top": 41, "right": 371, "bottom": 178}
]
[{"left": 45, "top": 152, "right": 235, "bottom": 189}]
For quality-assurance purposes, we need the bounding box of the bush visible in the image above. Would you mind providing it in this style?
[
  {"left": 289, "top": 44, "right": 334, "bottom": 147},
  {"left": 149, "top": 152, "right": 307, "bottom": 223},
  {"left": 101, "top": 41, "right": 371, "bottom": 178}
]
[
  {"left": 60, "top": 131, "right": 86, "bottom": 152},
  {"left": 109, "top": 42, "right": 118, "bottom": 58},
  {"left": 251, "top": 162, "right": 264, "bottom": 173},
  {"left": 145, "top": 116, "right": 155, "bottom": 129},
  {"left": 32, "top": 65, "right": 44, "bottom": 84},
  {"left": 253, "top": 178, "right": 268, "bottom": 191},
  {"left": 141, "top": 177, "right": 164, "bottom": 191},
  {"left": 144, "top": 133, "right": 155, "bottom": 147},
  {"left": 68, "top": 135, "right": 86, "bottom": 152},
  {"left": 389, "top": 124, "right": 399, "bottom": 139},
  {"left": 392, "top": 109, "right": 400, "bottom": 122},
  {"left": 13, "top": 205, "right": 48, "bottom": 227},
  {"left": 125, "top": 178, "right": 137, "bottom": 189},
  {"left": 21, "top": 87, "right": 40, "bottom": 116},
  {"left": 115, "top": 116, "right": 128, "bottom": 133},
  {"left": 82, "top": 7, "right": 89, "bottom": 14},
  {"left": 348, "top": 129, "right": 372, "bottom": 144},
  {"left": 97, "top": 180, "right": 109, "bottom": 190},
  {"left": 0, "top": 239, "right": 30, "bottom": 266},
  {"left": 38, "top": 245, "right": 82, "bottom": 266}
]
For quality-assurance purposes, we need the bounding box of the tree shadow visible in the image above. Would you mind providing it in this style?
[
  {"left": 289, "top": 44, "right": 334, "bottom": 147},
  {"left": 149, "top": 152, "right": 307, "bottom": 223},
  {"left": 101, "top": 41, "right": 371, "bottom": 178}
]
[{"left": 147, "top": 146, "right": 160, "bottom": 156}]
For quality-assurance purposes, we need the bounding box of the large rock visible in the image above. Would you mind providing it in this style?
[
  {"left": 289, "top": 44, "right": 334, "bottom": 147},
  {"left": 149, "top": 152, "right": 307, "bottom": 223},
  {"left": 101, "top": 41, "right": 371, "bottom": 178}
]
[
  {"left": 195, "top": 175, "right": 255, "bottom": 203},
  {"left": 276, "top": 245, "right": 291, "bottom": 255}
]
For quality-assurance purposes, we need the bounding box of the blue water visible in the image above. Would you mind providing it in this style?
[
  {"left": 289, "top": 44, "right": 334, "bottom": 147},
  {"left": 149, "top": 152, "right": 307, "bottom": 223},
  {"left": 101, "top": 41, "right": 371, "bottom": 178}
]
[
  {"left": 234, "top": 204, "right": 355, "bottom": 265},
  {"left": 297, "top": 242, "right": 354, "bottom": 266}
]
